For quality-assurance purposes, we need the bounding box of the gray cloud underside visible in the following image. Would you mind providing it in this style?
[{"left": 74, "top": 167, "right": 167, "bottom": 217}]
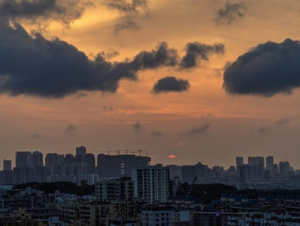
[
  {"left": 0, "top": 0, "right": 88, "bottom": 25},
  {"left": 0, "top": 20, "right": 224, "bottom": 98},
  {"left": 223, "top": 39, "right": 300, "bottom": 97},
  {"left": 189, "top": 124, "right": 211, "bottom": 135},
  {"left": 105, "top": 0, "right": 148, "bottom": 14},
  {"left": 215, "top": 2, "right": 246, "bottom": 25},
  {"left": 181, "top": 42, "right": 225, "bottom": 69},
  {"left": 153, "top": 76, "right": 190, "bottom": 93}
]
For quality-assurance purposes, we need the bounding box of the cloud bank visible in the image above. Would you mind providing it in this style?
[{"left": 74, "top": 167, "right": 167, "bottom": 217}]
[
  {"left": 223, "top": 39, "right": 300, "bottom": 97},
  {"left": 0, "top": 0, "right": 89, "bottom": 25},
  {"left": 0, "top": 21, "right": 223, "bottom": 98}
]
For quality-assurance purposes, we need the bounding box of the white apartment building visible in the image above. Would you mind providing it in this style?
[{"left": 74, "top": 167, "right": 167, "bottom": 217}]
[{"left": 131, "top": 164, "right": 170, "bottom": 204}]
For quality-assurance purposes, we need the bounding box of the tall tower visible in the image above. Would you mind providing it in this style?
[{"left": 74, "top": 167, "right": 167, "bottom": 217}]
[{"left": 266, "top": 156, "right": 274, "bottom": 170}]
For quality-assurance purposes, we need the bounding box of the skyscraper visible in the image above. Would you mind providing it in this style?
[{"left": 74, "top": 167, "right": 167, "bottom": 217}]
[
  {"left": 32, "top": 151, "right": 43, "bottom": 168},
  {"left": 16, "top": 151, "right": 32, "bottom": 168},
  {"left": 65, "top": 154, "right": 74, "bottom": 164},
  {"left": 45, "top": 153, "right": 58, "bottom": 168},
  {"left": 3, "top": 160, "right": 12, "bottom": 171},
  {"left": 236, "top": 157, "right": 244, "bottom": 168},
  {"left": 266, "top": 156, "right": 274, "bottom": 170},
  {"left": 97, "top": 154, "right": 151, "bottom": 178},
  {"left": 76, "top": 146, "right": 86, "bottom": 157},
  {"left": 84, "top": 153, "right": 96, "bottom": 174},
  {"left": 279, "top": 161, "right": 290, "bottom": 176}
]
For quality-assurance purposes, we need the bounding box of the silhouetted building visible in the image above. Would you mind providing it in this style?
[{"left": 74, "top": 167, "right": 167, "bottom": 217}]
[
  {"left": 57, "top": 154, "right": 65, "bottom": 164},
  {"left": 76, "top": 146, "right": 86, "bottom": 157},
  {"left": 3, "top": 160, "right": 12, "bottom": 171},
  {"left": 97, "top": 154, "right": 151, "bottom": 178},
  {"left": 32, "top": 151, "right": 43, "bottom": 168},
  {"left": 279, "top": 161, "right": 290, "bottom": 176},
  {"left": 248, "top": 156, "right": 264, "bottom": 167},
  {"left": 84, "top": 153, "right": 96, "bottom": 174},
  {"left": 236, "top": 157, "right": 244, "bottom": 168},
  {"left": 182, "top": 162, "right": 209, "bottom": 183},
  {"left": 64, "top": 154, "right": 74, "bottom": 164},
  {"left": 45, "top": 153, "right": 58, "bottom": 168},
  {"left": 15, "top": 151, "right": 32, "bottom": 168},
  {"left": 266, "top": 156, "right": 274, "bottom": 171}
]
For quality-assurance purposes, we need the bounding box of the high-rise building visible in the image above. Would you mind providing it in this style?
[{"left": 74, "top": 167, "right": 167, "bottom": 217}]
[
  {"left": 131, "top": 164, "right": 170, "bottom": 204},
  {"left": 166, "top": 165, "right": 182, "bottom": 179},
  {"left": 57, "top": 155, "right": 65, "bottom": 164},
  {"left": 248, "top": 156, "right": 264, "bottom": 167},
  {"left": 266, "top": 156, "right": 274, "bottom": 170},
  {"left": 32, "top": 151, "right": 43, "bottom": 168},
  {"left": 84, "top": 153, "right": 96, "bottom": 174},
  {"left": 97, "top": 154, "right": 151, "bottom": 178},
  {"left": 74, "top": 154, "right": 83, "bottom": 163},
  {"left": 64, "top": 154, "right": 74, "bottom": 164},
  {"left": 45, "top": 153, "right": 58, "bottom": 168},
  {"left": 236, "top": 157, "right": 244, "bottom": 168},
  {"left": 76, "top": 146, "right": 86, "bottom": 157},
  {"left": 279, "top": 161, "right": 290, "bottom": 176},
  {"left": 16, "top": 151, "right": 32, "bottom": 168},
  {"left": 95, "top": 178, "right": 134, "bottom": 201},
  {"left": 181, "top": 162, "right": 209, "bottom": 183},
  {"left": 3, "top": 160, "right": 12, "bottom": 171}
]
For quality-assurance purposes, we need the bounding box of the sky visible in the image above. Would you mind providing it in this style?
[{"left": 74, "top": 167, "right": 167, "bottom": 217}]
[{"left": 0, "top": 0, "right": 300, "bottom": 169}]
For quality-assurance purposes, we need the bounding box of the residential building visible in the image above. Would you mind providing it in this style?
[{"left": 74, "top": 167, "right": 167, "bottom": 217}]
[{"left": 131, "top": 164, "right": 170, "bottom": 204}]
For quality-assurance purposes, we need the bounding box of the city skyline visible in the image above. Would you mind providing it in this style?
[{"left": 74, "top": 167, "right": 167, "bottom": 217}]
[{"left": 0, "top": 0, "right": 300, "bottom": 168}]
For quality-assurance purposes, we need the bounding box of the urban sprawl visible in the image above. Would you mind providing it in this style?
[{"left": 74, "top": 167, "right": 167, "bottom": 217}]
[{"left": 0, "top": 147, "right": 300, "bottom": 226}]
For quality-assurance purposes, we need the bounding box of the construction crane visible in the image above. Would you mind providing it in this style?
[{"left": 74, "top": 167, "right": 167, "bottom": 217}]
[
  {"left": 98, "top": 151, "right": 111, "bottom": 155},
  {"left": 137, "top": 150, "right": 149, "bottom": 156},
  {"left": 185, "top": 176, "right": 197, "bottom": 201}
]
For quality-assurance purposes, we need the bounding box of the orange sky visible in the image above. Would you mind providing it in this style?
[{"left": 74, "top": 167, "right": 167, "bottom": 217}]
[{"left": 0, "top": 0, "right": 300, "bottom": 169}]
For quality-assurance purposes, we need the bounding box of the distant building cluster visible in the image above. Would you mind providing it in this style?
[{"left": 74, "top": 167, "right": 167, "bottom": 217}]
[
  {"left": 0, "top": 147, "right": 151, "bottom": 185},
  {"left": 168, "top": 156, "right": 298, "bottom": 190},
  {"left": 0, "top": 150, "right": 298, "bottom": 190}
]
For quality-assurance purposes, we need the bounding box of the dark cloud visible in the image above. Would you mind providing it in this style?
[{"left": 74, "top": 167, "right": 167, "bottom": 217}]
[
  {"left": 151, "top": 131, "right": 163, "bottom": 137},
  {"left": 104, "top": 0, "right": 148, "bottom": 33},
  {"left": 65, "top": 124, "right": 76, "bottom": 135},
  {"left": 215, "top": 2, "right": 246, "bottom": 25},
  {"left": 0, "top": 0, "right": 90, "bottom": 26},
  {"left": 189, "top": 124, "right": 211, "bottom": 135},
  {"left": 0, "top": 19, "right": 224, "bottom": 98},
  {"left": 181, "top": 42, "right": 225, "bottom": 69},
  {"left": 152, "top": 76, "right": 190, "bottom": 93},
  {"left": 31, "top": 133, "right": 40, "bottom": 139},
  {"left": 276, "top": 118, "right": 289, "bottom": 126},
  {"left": 133, "top": 122, "right": 141, "bottom": 131},
  {"left": 223, "top": 39, "right": 300, "bottom": 96},
  {"left": 0, "top": 21, "right": 184, "bottom": 98}
]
